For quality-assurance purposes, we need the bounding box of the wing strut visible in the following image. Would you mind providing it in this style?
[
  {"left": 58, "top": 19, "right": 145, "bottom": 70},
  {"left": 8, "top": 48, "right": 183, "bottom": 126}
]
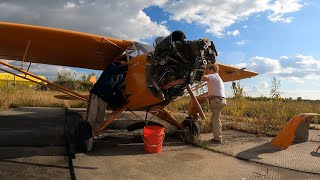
[
  {"left": 191, "top": 82, "right": 207, "bottom": 92},
  {"left": 27, "top": 62, "right": 32, "bottom": 72},
  {"left": 21, "top": 40, "right": 31, "bottom": 69},
  {"left": 0, "top": 60, "right": 87, "bottom": 101}
]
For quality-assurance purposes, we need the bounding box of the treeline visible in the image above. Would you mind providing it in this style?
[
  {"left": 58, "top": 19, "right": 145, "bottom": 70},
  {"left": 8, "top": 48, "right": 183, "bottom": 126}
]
[
  {"left": 243, "top": 96, "right": 320, "bottom": 103},
  {"left": 51, "top": 72, "right": 95, "bottom": 91}
]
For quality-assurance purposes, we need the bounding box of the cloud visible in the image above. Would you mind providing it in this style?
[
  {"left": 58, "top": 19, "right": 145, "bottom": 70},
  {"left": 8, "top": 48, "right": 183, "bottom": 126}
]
[
  {"left": 234, "top": 63, "right": 247, "bottom": 68},
  {"left": 27, "top": 64, "right": 77, "bottom": 80},
  {"left": 0, "top": 0, "right": 170, "bottom": 82},
  {"left": 244, "top": 81, "right": 270, "bottom": 96},
  {"left": 0, "top": 0, "right": 304, "bottom": 39},
  {"left": 235, "top": 40, "right": 247, "bottom": 45},
  {"left": 0, "top": 60, "right": 79, "bottom": 80},
  {"left": 283, "top": 90, "right": 320, "bottom": 100},
  {"left": 241, "top": 54, "right": 320, "bottom": 82},
  {"left": 227, "top": 30, "right": 240, "bottom": 36},
  {"left": 0, "top": 0, "right": 306, "bottom": 82},
  {"left": 161, "top": 0, "right": 304, "bottom": 36},
  {"left": 267, "top": 0, "right": 302, "bottom": 23},
  {"left": 64, "top": 2, "right": 76, "bottom": 9},
  {"left": 0, "top": 0, "right": 170, "bottom": 41}
]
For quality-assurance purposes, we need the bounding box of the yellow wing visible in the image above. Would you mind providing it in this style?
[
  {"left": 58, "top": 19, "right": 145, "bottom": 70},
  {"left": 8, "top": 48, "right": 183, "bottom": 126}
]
[
  {"left": 191, "top": 63, "right": 258, "bottom": 91},
  {"left": 218, "top": 63, "right": 258, "bottom": 82},
  {"left": 0, "top": 22, "right": 133, "bottom": 70}
]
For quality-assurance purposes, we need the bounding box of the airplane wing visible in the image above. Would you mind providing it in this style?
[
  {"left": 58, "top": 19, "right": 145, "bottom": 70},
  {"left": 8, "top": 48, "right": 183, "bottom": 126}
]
[
  {"left": 218, "top": 62, "right": 258, "bottom": 82},
  {"left": 190, "top": 63, "right": 258, "bottom": 92},
  {"left": 0, "top": 22, "right": 133, "bottom": 70}
]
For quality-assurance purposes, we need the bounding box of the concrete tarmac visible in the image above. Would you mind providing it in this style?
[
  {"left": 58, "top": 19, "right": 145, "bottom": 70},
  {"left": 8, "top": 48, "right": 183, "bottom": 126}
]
[
  {"left": 74, "top": 134, "right": 320, "bottom": 180},
  {"left": 0, "top": 107, "right": 66, "bottom": 146},
  {"left": 0, "top": 107, "right": 69, "bottom": 179},
  {"left": 0, "top": 146, "right": 70, "bottom": 179},
  {"left": 199, "top": 130, "right": 320, "bottom": 174},
  {"left": 1, "top": 107, "right": 319, "bottom": 180}
]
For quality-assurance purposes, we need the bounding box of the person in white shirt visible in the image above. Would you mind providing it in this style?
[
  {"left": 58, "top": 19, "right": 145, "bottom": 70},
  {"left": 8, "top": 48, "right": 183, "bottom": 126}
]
[{"left": 188, "top": 63, "right": 226, "bottom": 143}]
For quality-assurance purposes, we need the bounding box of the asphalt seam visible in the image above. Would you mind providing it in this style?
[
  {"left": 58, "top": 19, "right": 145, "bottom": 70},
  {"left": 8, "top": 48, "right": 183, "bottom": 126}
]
[
  {"left": 64, "top": 109, "right": 77, "bottom": 180},
  {"left": 68, "top": 155, "right": 76, "bottom": 180}
]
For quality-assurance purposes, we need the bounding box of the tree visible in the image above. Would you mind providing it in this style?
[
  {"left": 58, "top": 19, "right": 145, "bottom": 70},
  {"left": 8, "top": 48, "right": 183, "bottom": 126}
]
[
  {"left": 270, "top": 76, "right": 282, "bottom": 99},
  {"left": 232, "top": 81, "right": 245, "bottom": 98},
  {"left": 231, "top": 81, "right": 246, "bottom": 119}
]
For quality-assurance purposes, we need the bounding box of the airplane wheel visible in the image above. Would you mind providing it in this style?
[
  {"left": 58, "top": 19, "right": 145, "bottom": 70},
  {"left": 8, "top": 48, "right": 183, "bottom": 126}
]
[
  {"left": 180, "top": 118, "right": 200, "bottom": 142},
  {"left": 80, "top": 137, "right": 94, "bottom": 152},
  {"left": 76, "top": 121, "right": 93, "bottom": 152}
]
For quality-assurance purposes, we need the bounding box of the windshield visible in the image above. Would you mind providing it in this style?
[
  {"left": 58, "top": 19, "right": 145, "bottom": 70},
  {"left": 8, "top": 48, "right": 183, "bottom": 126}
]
[{"left": 124, "top": 42, "right": 154, "bottom": 58}]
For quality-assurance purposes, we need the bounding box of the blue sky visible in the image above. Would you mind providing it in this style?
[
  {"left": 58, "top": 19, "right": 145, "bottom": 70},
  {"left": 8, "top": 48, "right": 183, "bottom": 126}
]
[{"left": 0, "top": 0, "right": 319, "bottom": 99}]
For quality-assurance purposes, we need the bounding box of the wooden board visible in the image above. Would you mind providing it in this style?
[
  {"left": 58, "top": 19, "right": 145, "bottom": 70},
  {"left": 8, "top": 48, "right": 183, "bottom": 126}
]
[
  {"left": 54, "top": 94, "right": 88, "bottom": 100},
  {"left": 0, "top": 22, "right": 133, "bottom": 70}
]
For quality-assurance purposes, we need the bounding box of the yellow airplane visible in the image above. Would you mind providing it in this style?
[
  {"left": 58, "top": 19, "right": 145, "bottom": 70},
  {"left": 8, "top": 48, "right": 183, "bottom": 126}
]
[
  {"left": 0, "top": 22, "right": 258, "bottom": 147},
  {"left": 0, "top": 72, "right": 46, "bottom": 87}
]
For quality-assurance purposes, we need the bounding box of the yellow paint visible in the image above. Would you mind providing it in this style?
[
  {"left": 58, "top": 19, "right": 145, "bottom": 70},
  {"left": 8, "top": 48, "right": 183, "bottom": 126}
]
[
  {"left": 124, "top": 54, "right": 163, "bottom": 110},
  {"left": 88, "top": 75, "right": 96, "bottom": 84},
  {"left": 0, "top": 73, "right": 46, "bottom": 87},
  {"left": 0, "top": 22, "right": 259, "bottom": 133},
  {"left": 217, "top": 62, "right": 258, "bottom": 82},
  {"left": 0, "top": 22, "right": 133, "bottom": 70}
]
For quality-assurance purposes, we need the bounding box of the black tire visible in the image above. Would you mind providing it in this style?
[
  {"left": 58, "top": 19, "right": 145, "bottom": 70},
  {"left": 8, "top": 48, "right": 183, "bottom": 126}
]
[
  {"left": 65, "top": 111, "right": 93, "bottom": 153},
  {"left": 180, "top": 118, "right": 200, "bottom": 142},
  {"left": 76, "top": 121, "right": 93, "bottom": 152},
  {"left": 81, "top": 137, "right": 94, "bottom": 152}
]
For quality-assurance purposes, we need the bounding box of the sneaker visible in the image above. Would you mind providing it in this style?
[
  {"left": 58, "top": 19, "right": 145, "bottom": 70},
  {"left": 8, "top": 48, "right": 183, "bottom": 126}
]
[{"left": 211, "top": 139, "right": 222, "bottom": 144}]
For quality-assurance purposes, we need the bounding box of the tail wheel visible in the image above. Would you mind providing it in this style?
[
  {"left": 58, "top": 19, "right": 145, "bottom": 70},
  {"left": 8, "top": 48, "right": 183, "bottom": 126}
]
[{"left": 180, "top": 119, "right": 200, "bottom": 142}]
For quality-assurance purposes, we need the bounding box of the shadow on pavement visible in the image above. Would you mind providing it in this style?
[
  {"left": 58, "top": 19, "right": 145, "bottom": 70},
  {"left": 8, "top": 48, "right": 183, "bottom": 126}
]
[
  {"left": 236, "top": 142, "right": 281, "bottom": 160},
  {"left": 0, "top": 146, "right": 97, "bottom": 170},
  {"left": 0, "top": 146, "right": 66, "bottom": 159},
  {"left": 86, "top": 135, "right": 187, "bottom": 156},
  {"left": 310, "top": 151, "right": 320, "bottom": 157},
  {"left": 0, "top": 159, "right": 71, "bottom": 170}
]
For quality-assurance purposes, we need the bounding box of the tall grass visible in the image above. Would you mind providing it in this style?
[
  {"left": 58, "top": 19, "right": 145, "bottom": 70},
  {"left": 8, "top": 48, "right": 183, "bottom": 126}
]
[
  {"left": 1, "top": 83, "right": 319, "bottom": 136},
  {"left": 0, "top": 85, "right": 87, "bottom": 110},
  {"left": 224, "top": 98, "right": 320, "bottom": 135},
  {"left": 166, "top": 94, "right": 320, "bottom": 136}
]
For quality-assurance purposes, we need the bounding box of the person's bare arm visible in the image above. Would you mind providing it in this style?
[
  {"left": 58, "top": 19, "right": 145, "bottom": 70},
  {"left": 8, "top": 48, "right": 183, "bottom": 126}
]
[{"left": 201, "top": 75, "right": 209, "bottom": 82}]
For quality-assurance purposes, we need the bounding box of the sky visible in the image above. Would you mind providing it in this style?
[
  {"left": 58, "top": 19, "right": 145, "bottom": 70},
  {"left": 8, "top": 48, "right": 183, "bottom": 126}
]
[{"left": 0, "top": 0, "right": 319, "bottom": 100}]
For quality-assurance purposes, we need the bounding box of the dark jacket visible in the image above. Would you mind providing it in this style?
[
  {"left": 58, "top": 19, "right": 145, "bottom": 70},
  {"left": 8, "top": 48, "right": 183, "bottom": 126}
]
[{"left": 90, "top": 63, "right": 126, "bottom": 103}]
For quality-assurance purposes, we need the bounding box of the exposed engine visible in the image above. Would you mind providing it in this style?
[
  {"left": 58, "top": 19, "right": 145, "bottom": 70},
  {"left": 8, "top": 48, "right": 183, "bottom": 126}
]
[{"left": 146, "top": 31, "right": 218, "bottom": 104}]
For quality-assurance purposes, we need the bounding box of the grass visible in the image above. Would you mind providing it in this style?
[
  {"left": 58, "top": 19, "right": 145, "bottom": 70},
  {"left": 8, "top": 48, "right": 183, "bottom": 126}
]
[
  {"left": 166, "top": 95, "right": 320, "bottom": 136},
  {"left": 1, "top": 85, "right": 319, "bottom": 136},
  {"left": 0, "top": 85, "right": 87, "bottom": 110}
]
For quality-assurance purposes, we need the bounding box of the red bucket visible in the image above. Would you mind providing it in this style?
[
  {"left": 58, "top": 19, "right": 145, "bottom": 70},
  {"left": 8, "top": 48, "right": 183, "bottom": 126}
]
[{"left": 143, "top": 126, "right": 165, "bottom": 153}]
